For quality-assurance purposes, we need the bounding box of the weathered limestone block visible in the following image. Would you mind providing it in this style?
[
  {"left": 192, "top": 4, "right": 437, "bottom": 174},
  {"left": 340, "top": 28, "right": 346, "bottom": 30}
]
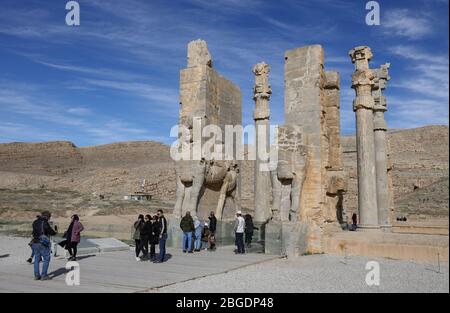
[
  {"left": 268, "top": 45, "right": 328, "bottom": 255},
  {"left": 264, "top": 221, "right": 309, "bottom": 256},
  {"left": 386, "top": 137, "right": 395, "bottom": 225},
  {"left": 349, "top": 46, "right": 379, "bottom": 228},
  {"left": 324, "top": 71, "right": 343, "bottom": 170},
  {"left": 174, "top": 39, "right": 242, "bottom": 221},
  {"left": 187, "top": 39, "right": 212, "bottom": 68},
  {"left": 324, "top": 170, "right": 348, "bottom": 223},
  {"left": 323, "top": 71, "right": 348, "bottom": 225},
  {"left": 284, "top": 45, "right": 326, "bottom": 226},
  {"left": 253, "top": 62, "right": 272, "bottom": 223},
  {"left": 271, "top": 125, "right": 307, "bottom": 223}
]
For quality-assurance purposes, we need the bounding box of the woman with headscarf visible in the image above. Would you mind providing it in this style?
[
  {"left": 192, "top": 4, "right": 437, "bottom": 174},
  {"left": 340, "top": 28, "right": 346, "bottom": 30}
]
[
  {"left": 244, "top": 214, "right": 258, "bottom": 248},
  {"left": 65, "top": 214, "right": 84, "bottom": 261}
]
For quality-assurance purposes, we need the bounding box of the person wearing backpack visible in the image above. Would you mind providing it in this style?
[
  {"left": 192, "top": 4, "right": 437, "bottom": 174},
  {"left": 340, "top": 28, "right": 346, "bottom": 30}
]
[{"left": 31, "top": 211, "right": 57, "bottom": 280}]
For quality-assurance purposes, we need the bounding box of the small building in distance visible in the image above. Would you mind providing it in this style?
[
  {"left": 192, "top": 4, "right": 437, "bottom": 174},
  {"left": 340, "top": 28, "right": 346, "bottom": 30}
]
[{"left": 124, "top": 192, "right": 152, "bottom": 201}]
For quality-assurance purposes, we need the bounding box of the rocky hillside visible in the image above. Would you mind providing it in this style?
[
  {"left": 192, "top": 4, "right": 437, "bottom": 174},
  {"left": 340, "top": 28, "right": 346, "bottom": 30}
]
[
  {"left": 0, "top": 125, "right": 448, "bottom": 220},
  {"left": 0, "top": 141, "right": 82, "bottom": 175},
  {"left": 395, "top": 177, "right": 449, "bottom": 219},
  {"left": 0, "top": 140, "right": 176, "bottom": 198},
  {"left": 341, "top": 125, "right": 449, "bottom": 218}
]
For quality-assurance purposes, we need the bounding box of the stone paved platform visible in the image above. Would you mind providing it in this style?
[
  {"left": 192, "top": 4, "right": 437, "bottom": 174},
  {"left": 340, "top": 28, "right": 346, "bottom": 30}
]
[{"left": 0, "top": 246, "right": 279, "bottom": 293}]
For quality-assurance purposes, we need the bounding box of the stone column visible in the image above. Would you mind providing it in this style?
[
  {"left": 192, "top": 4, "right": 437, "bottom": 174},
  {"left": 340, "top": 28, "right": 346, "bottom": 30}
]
[
  {"left": 373, "top": 63, "right": 391, "bottom": 227},
  {"left": 349, "top": 46, "right": 379, "bottom": 228},
  {"left": 324, "top": 71, "right": 343, "bottom": 171},
  {"left": 386, "top": 138, "right": 395, "bottom": 224},
  {"left": 253, "top": 62, "right": 272, "bottom": 223}
]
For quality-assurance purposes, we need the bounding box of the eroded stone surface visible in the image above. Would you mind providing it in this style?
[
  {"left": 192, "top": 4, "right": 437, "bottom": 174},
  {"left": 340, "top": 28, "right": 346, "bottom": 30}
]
[
  {"left": 349, "top": 46, "right": 378, "bottom": 228},
  {"left": 253, "top": 62, "right": 272, "bottom": 223},
  {"left": 174, "top": 40, "right": 242, "bottom": 220}
]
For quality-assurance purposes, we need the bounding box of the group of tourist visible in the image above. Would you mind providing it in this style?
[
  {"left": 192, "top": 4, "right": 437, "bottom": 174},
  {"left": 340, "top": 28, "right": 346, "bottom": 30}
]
[
  {"left": 178, "top": 210, "right": 257, "bottom": 255},
  {"left": 132, "top": 209, "right": 168, "bottom": 263},
  {"left": 28, "top": 207, "right": 258, "bottom": 281},
  {"left": 179, "top": 211, "right": 218, "bottom": 253}
]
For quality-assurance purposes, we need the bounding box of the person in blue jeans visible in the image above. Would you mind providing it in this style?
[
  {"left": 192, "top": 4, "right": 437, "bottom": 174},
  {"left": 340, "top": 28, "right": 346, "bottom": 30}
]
[
  {"left": 32, "top": 242, "right": 51, "bottom": 279},
  {"left": 157, "top": 209, "right": 168, "bottom": 263},
  {"left": 31, "top": 211, "right": 57, "bottom": 280},
  {"left": 193, "top": 216, "right": 203, "bottom": 252},
  {"left": 180, "top": 211, "right": 195, "bottom": 253}
]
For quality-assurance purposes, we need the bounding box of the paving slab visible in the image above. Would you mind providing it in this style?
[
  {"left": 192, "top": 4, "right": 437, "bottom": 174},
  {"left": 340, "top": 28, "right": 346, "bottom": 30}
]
[
  {"left": 0, "top": 245, "right": 279, "bottom": 293},
  {"left": 87, "top": 238, "right": 129, "bottom": 252}
]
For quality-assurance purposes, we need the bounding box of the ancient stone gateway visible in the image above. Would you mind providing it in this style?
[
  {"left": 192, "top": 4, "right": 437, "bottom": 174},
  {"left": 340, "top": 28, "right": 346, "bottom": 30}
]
[
  {"left": 173, "top": 39, "right": 242, "bottom": 222},
  {"left": 169, "top": 41, "right": 396, "bottom": 256},
  {"left": 265, "top": 45, "right": 347, "bottom": 256}
]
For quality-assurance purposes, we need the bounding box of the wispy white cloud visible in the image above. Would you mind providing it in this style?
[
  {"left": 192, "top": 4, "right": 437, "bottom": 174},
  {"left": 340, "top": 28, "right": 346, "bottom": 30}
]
[
  {"left": 388, "top": 45, "right": 449, "bottom": 100},
  {"left": 66, "top": 107, "right": 92, "bottom": 116},
  {"left": 0, "top": 82, "right": 161, "bottom": 144},
  {"left": 0, "top": 122, "right": 64, "bottom": 143},
  {"left": 34, "top": 60, "right": 149, "bottom": 81},
  {"left": 388, "top": 45, "right": 449, "bottom": 64},
  {"left": 387, "top": 97, "right": 449, "bottom": 129},
  {"left": 82, "top": 79, "right": 178, "bottom": 108},
  {"left": 382, "top": 9, "right": 433, "bottom": 40}
]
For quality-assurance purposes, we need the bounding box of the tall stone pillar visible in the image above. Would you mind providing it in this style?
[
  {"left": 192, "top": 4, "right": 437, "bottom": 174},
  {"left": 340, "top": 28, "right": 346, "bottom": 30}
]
[
  {"left": 386, "top": 138, "right": 395, "bottom": 224},
  {"left": 253, "top": 62, "right": 272, "bottom": 223},
  {"left": 373, "top": 63, "right": 391, "bottom": 227},
  {"left": 324, "top": 71, "right": 343, "bottom": 171},
  {"left": 349, "top": 46, "right": 379, "bottom": 228},
  {"left": 324, "top": 71, "right": 347, "bottom": 224}
]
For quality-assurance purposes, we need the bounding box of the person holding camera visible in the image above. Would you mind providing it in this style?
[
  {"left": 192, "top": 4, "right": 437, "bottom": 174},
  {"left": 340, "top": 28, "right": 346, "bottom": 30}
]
[{"left": 31, "top": 211, "right": 57, "bottom": 281}]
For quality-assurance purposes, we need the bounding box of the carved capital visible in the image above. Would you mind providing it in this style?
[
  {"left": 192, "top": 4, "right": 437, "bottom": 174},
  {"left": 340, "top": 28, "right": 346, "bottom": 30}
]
[
  {"left": 253, "top": 62, "right": 272, "bottom": 100},
  {"left": 349, "top": 46, "right": 373, "bottom": 70}
]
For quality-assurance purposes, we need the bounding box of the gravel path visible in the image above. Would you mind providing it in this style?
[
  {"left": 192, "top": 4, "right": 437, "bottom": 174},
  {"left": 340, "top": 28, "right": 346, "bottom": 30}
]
[
  {"left": 0, "top": 235, "right": 32, "bottom": 266},
  {"left": 1, "top": 235, "right": 447, "bottom": 293},
  {"left": 154, "top": 254, "right": 449, "bottom": 293}
]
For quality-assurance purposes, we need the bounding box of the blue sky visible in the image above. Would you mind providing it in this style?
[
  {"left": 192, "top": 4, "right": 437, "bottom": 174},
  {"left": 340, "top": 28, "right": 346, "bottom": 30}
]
[{"left": 0, "top": 0, "right": 448, "bottom": 146}]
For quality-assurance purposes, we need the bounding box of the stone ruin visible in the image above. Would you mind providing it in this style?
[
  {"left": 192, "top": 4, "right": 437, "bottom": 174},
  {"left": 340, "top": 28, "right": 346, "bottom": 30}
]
[
  {"left": 265, "top": 45, "right": 348, "bottom": 255},
  {"left": 173, "top": 39, "right": 242, "bottom": 222},
  {"left": 349, "top": 46, "right": 393, "bottom": 230},
  {"left": 170, "top": 40, "right": 393, "bottom": 256}
]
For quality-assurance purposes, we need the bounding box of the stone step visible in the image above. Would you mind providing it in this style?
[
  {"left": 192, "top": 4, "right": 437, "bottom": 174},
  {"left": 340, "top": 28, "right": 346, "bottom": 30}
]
[{"left": 324, "top": 231, "right": 449, "bottom": 262}]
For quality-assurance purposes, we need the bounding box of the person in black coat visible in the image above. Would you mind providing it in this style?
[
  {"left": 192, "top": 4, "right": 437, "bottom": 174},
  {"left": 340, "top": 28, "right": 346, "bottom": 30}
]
[
  {"left": 149, "top": 215, "right": 160, "bottom": 260},
  {"left": 156, "top": 209, "right": 168, "bottom": 263},
  {"left": 244, "top": 214, "right": 258, "bottom": 248},
  {"left": 140, "top": 215, "right": 152, "bottom": 260},
  {"left": 208, "top": 211, "right": 217, "bottom": 234},
  {"left": 31, "top": 211, "right": 57, "bottom": 280}
]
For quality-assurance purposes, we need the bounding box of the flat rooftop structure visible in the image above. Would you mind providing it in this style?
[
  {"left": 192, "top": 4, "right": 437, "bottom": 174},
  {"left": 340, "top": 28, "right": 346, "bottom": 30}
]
[{"left": 124, "top": 193, "right": 153, "bottom": 201}]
